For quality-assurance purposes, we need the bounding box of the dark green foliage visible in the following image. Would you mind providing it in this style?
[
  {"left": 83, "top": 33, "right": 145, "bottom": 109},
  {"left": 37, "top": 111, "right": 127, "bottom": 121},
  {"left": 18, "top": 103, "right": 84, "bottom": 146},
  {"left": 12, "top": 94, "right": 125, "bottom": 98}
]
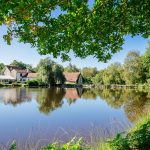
[
  {"left": 53, "top": 64, "right": 66, "bottom": 84},
  {"left": 10, "top": 141, "right": 16, "bottom": 150},
  {"left": 81, "top": 67, "right": 98, "bottom": 84},
  {"left": 0, "top": 63, "right": 5, "bottom": 74},
  {"left": 1, "top": 0, "right": 149, "bottom": 61},
  {"left": 37, "top": 58, "right": 65, "bottom": 86},
  {"left": 27, "top": 80, "right": 39, "bottom": 87},
  {"left": 83, "top": 77, "right": 93, "bottom": 84},
  {"left": 42, "top": 138, "right": 87, "bottom": 150},
  {"left": 142, "top": 41, "right": 150, "bottom": 79},
  {"left": 109, "top": 119, "right": 150, "bottom": 150},
  {"left": 10, "top": 60, "right": 33, "bottom": 70}
]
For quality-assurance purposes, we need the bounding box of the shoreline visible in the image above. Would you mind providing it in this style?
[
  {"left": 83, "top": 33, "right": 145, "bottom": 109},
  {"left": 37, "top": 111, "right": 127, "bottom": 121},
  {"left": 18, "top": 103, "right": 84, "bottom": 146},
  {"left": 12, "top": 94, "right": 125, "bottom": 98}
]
[{"left": 0, "top": 83, "right": 149, "bottom": 89}]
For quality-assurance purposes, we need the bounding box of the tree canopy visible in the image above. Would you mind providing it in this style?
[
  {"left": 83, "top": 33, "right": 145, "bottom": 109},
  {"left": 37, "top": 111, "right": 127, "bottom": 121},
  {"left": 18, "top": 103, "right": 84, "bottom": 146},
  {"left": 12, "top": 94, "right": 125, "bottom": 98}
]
[
  {"left": 123, "top": 51, "right": 143, "bottom": 84},
  {"left": 64, "top": 63, "right": 79, "bottom": 72},
  {"left": 0, "top": 63, "right": 5, "bottom": 74},
  {"left": 0, "top": 0, "right": 149, "bottom": 61},
  {"left": 10, "top": 60, "right": 33, "bottom": 70},
  {"left": 37, "top": 58, "right": 65, "bottom": 86},
  {"left": 142, "top": 41, "right": 150, "bottom": 79}
]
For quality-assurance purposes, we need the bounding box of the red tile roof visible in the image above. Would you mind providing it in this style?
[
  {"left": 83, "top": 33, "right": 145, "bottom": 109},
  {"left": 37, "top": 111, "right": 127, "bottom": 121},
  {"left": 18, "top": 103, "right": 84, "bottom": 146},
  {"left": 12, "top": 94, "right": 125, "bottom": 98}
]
[
  {"left": 27, "top": 73, "right": 38, "bottom": 78},
  {"left": 6, "top": 65, "right": 32, "bottom": 73},
  {"left": 63, "top": 72, "right": 81, "bottom": 83},
  {"left": 6, "top": 65, "right": 22, "bottom": 71}
]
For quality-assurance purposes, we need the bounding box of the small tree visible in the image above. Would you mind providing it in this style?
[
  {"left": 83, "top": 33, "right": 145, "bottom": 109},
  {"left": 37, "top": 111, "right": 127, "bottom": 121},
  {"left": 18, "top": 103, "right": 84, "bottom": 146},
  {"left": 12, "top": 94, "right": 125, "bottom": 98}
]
[
  {"left": 52, "top": 64, "right": 65, "bottom": 84},
  {"left": 37, "top": 58, "right": 55, "bottom": 86},
  {"left": 82, "top": 67, "right": 98, "bottom": 84},
  {"left": 10, "top": 60, "right": 33, "bottom": 70},
  {"left": 142, "top": 41, "right": 150, "bottom": 80},
  {"left": 0, "top": 63, "right": 5, "bottom": 74},
  {"left": 37, "top": 58, "right": 65, "bottom": 86},
  {"left": 64, "top": 63, "right": 79, "bottom": 72},
  {"left": 123, "top": 51, "right": 143, "bottom": 84}
]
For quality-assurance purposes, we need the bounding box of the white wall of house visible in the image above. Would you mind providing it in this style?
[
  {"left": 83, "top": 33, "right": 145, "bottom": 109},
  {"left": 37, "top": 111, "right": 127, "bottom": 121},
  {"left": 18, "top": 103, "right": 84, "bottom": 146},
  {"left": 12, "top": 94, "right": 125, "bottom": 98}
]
[
  {"left": 4, "top": 67, "right": 11, "bottom": 76},
  {"left": 4, "top": 66, "right": 37, "bottom": 82}
]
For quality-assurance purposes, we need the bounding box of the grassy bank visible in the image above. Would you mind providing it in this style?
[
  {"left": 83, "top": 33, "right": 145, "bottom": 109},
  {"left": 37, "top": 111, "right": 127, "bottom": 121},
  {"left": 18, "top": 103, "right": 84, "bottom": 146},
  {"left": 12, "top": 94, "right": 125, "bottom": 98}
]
[
  {"left": 8, "top": 117, "right": 150, "bottom": 150},
  {"left": 109, "top": 116, "right": 150, "bottom": 150}
]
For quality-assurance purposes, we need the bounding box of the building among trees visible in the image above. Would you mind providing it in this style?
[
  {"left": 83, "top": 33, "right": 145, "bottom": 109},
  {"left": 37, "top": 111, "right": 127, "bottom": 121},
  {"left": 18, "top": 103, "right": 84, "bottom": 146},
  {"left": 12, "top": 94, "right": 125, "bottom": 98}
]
[
  {"left": 63, "top": 72, "right": 83, "bottom": 85},
  {"left": 0, "top": 65, "right": 38, "bottom": 82}
]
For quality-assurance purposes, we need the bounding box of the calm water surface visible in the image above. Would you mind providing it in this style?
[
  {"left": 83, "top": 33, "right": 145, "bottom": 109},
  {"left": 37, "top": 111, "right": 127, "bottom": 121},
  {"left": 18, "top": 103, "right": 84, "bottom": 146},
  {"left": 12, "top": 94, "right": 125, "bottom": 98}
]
[{"left": 0, "top": 87, "right": 149, "bottom": 149}]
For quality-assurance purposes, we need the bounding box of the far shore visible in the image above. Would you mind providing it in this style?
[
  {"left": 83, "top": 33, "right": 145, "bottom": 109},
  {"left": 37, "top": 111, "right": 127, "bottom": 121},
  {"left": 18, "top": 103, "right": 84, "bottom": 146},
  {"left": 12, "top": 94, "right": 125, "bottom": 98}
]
[{"left": 0, "top": 82, "right": 149, "bottom": 90}]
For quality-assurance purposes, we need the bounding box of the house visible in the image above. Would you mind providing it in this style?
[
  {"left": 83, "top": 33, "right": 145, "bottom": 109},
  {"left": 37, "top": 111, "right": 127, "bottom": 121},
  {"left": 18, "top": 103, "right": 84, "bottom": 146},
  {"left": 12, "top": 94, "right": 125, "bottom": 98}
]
[
  {"left": 2, "top": 65, "right": 38, "bottom": 82},
  {"left": 0, "top": 75, "right": 16, "bottom": 83},
  {"left": 63, "top": 72, "right": 83, "bottom": 85}
]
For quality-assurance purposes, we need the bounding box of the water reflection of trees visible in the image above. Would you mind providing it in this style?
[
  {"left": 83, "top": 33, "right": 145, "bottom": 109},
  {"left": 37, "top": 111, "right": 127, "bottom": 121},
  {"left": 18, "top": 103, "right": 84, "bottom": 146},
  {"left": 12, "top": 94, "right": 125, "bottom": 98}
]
[
  {"left": 82, "top": 89, "right": 97, "bottom": 100},
  {"left": 36, "top": 88, "right": 66, "bottom": 114},
  {"left": 0, "top": 88, "right": 31, "bottom": 105},
  {"left": 123, "top": 90, "right": 149, "bottom": 122},
  {"left": 82, "top": 88, "right": 150, "bottom": 123},
  {"left": 0, "top": 87, "right": 149, "bottom": 122},
  {"left": 36, "top": 88, "right": 84, "bottom": 113}
]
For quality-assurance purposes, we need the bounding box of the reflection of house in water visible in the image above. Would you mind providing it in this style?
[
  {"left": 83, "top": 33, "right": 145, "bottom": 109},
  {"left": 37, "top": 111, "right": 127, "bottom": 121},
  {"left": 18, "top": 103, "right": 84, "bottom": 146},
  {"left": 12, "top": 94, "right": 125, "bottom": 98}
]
[
  {"left": 0, "top": 88, "right": 31, "bottom": 105},
  {"left": 64, "top": 88, "right": 83, "bottom": 104}
]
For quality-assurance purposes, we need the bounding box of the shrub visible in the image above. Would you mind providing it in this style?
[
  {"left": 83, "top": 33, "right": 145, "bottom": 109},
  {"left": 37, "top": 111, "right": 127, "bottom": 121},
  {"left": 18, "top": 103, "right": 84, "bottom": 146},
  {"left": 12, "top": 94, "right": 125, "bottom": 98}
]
[
  {"left": 38, "top": 81, "right": 47, "bottom": 86},
  {"left": 10, "top": 141, "right": 16, "bottom": 150},
  {"left": 42, "top": 138, "right": 87, "bottom": 150},
  {"left": 109, "top": 118, "right": 150, "bottom": 150},
  {"left": 12, "top": 82, "right": 22, "bottom": 86},
  {"left": 0, "top": 82, "right": 4, "bottom": 86},
  {"left": 27, "top": 80, "right": 39, "bottom": 86}
]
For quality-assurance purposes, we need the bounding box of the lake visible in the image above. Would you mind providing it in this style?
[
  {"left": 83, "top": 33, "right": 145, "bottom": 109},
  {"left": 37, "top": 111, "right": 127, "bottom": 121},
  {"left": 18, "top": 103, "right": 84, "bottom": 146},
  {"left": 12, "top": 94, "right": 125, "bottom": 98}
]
[{"left": 0, "top": 87, "right": 149, "bottom": 149}]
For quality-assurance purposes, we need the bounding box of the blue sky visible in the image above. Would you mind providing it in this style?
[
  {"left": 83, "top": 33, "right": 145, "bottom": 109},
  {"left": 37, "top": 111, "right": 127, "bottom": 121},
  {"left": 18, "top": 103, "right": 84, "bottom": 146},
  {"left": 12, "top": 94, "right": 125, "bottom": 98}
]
[{"left": 0, "top": 1, "right": 149, "bottom": 70}]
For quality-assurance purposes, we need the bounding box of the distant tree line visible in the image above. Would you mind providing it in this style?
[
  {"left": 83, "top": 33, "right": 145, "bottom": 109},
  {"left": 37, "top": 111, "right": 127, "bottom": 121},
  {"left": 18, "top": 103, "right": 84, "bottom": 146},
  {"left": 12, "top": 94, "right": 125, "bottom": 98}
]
[
  {"left": 0, "top": 41, "right": 150, "bottom": 86},
  {"left": 92, "top": 41, "right": 150, "bottom": 86}
]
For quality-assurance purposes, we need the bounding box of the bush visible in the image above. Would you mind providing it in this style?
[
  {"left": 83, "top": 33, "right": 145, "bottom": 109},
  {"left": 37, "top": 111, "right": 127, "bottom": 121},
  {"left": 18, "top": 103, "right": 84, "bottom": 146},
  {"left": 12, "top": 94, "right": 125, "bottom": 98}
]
[
  {"left": 38, "top": 81, "right": 47, "bottom": 86},
  {"left": 42, "top": 138, "right": 87, "bottom": 150},
  {"left": 109, "top": 118, "right": 150, "bottom": 150},
  {"left": 0, "top": 82, "right": 4, "bottom": 86},
  {"left": 9, "top": 138, "right": 88, "bottom": 150},
  {"left": 27, "top": 80, "right": 39, "bottom": 86},
  {"left": 10, "top": 141, "right": 16, "bottom": 150},
  {"left": 12, "top": 82, "right": 22, "bottom": 86}
]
